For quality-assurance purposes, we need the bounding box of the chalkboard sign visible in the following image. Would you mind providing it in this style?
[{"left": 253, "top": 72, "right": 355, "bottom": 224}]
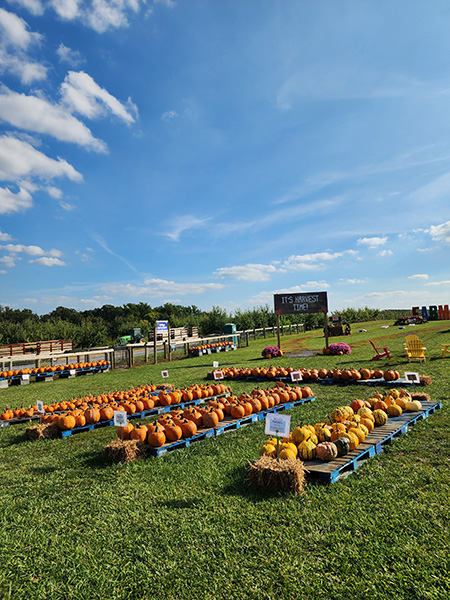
[{"left": 274, "top": 291, "right": 328, "bottom": 315}]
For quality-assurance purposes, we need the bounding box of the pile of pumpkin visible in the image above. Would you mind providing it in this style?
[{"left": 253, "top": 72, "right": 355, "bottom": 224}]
[
  {"left": 259, "top": 388, "right": 422, "bottom": 463},
  {"left": 0, "top": 360, "right": 110, "bottom": 379},
  {"left": 190, "top": 341, "right": 234, "bottom": 353},
  {"left": 209, "top": 366, "right": 400, "bottom": 382},
  {"left": 0, "top": 382, "right": 229, "bottom": 427},
  {"left": 116, "top": 384, "right": 314, "bottom": 448}
]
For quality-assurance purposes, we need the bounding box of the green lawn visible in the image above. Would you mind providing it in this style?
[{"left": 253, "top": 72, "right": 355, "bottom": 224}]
[{"left": 1, "top": 320, "right": 449, "bottom": 600}]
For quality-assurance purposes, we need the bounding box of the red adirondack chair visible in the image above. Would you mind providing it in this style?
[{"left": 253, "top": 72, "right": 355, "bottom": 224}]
[{"left": 369, "top": 340, "right": 391, "bottom": 360}]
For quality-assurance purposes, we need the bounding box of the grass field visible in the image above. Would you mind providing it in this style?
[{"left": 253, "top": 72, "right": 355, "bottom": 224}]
[{"left": 1, "top": 320, "right": 449, "bottom": 600}]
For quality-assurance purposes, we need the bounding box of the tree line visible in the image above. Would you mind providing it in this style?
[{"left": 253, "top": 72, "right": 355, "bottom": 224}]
[{"left": 0, "top": 303, "right": 408, "bottom": 349}]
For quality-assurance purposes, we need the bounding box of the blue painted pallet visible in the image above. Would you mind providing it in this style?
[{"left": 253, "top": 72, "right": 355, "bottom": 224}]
[
  {"left": 305, "top": 401, "right": 441, "bottom": 483},
  {"left": 148, "top": 429, "right": 215, "bottom": 456},
  {"left": 59, "top": 419, "right": 114, "bottom": 437}
]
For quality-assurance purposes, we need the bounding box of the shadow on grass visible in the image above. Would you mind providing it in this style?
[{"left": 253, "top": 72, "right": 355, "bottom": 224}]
[
  {"left": 160, "top": 498, "right": 203, "bottom": 509},
  {"left": 0, "top": 431, "right": 27, "bottom": 447}
]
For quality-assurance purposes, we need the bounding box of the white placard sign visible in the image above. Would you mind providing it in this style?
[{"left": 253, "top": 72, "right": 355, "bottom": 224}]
[
  {"left": 36, "top": 400, "right": 44, "bottom": 413},
  {"left": 265, "top": 413, "right": 291, "bottom": 438},
  {"left": 213, "top": 370, "right": 224, "bottom": 380},
  {"left": 161, "top": 370, "right": 169, "bottom": 378},
  {"left": 21, "top": 374, "right": 30, "bottom": 381},
  {"left": 290, "top": 371, "right": 303, "bottom": 382},
  {"left": 404, "top": 371, "right": 420, "bottom": 384},
  {"left": 69, "top": 369, "right": 76, "bottom": 375},
  {"left": 113, "top": 410, "right": 128, "bottom": 427},
  {"left": 207, "top": 348, "right": 212, "bottom": 354},
  {"left": 213, "top": 361, "right": 219, "bottom": 368}
]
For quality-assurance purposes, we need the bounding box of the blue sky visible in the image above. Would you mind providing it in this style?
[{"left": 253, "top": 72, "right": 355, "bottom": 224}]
[{"left": 1, "top": 0, "right": 450, "bottom": 316}]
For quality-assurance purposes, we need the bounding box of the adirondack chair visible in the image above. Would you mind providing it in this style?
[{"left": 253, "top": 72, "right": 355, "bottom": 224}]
[
  {"left": 369, "top": 340, "right": 391, "bottom": 360},
  {"left": 442, "top": 344, "right": 450, "bottom": 358},
  {"left": 405, "top": 339, "right": 426, "bottom": 362},
  {"left": 404, "top": 334, "right": 418, "bottom": 348}
]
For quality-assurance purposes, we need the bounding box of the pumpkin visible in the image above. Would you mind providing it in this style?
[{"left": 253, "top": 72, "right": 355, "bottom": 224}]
[
  {"left": 315, "top": 442, "right": 338, "bottom": 462},
  {"left": 360, "top": 417, "right": 374, "bottom": 432},
  {"left": 116, "top": 423, "right": 134, "bottom": 440},
  {"left": 350, "top": 399, "right": 365, "bottom": 413},
  {"left": 164, "top": 422, "right": 183, "bottom": 442},
  {"left": 331, "top": 406, "right": 349, "bottom": 423},
  {"left": 179, "top": 418, "right": 197, "bottom": 438},
  {"left": 357, "top": 406, "right": 373, "bottom": 420},
  {"left": 406, "top": 400, "right": 422, "bottom": 412},
  {"left": 57, "top": 414, "right": 76, "bottom": 431},
  {"left": 316, "top": 426, "right": 332, "bottom": 443},
  {"left": 279, "top": 447, "right": 297, "bottom": 460},
  {"left": 349, "top": 427, "right": 366, "bottom": 443},
  {"left": 297, "top": 436, "right": 316, "bottom": 460},
  {"left": 259, "top": 443, "right": 276, "bottom": 457},
  {"left": 202, "top": 409, "right": 219, "bottom": 428},
  {"left": 147, "top": 429, "right": 166, "bottom": 447},
  {"left": 387, "top": 404, "right": 402, "bottom": 417},
  {"left": 373, "top": 409, "right": 388, "bottom": 426},
  {"left": 334, "top": 437, "right": 350, "bottom": 456},
  {"left": 130, "top": 424, "right": 148, "bottom": 442},
  {"left": 341, "top": 430, "right": 359, "bottom": 451},
  {"left": 85, "top": 407, "right": 101, "bottom": 424}
]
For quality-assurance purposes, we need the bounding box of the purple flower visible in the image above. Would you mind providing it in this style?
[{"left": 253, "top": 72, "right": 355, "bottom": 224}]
[{"left": 328, "top": 342, "right": 351, "bottom": 355}]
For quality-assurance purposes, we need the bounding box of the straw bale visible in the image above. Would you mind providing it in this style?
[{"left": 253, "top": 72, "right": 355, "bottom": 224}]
[
  {"left": 25, "top": 423, "right": 59, "bottom": 441},
  {"left": 411, "top": 392, "right": 431, "bottom": 403},
  {"left": 103, "top": 439, "right": 148, "bottom": 463},
  {"left": 419, "top": 375, "right": 432, "bottom": 386},
  {"left": 247, "top": 455, "right": 306, "bottom": 494}
]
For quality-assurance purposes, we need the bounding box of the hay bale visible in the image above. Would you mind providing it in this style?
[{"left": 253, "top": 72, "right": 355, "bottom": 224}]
[
  {"left": 419, "top": 375, "right": 432, "bottom": 386},
  {"left": 25, "top": 423, "right": 59, "bottom": 441},
  {"left": 411, "top": 392, "right": 431, "bottom": 403},
  {"left": 103, "top": 439, "right": 148, "bottom": 463},
  {"left": 247, "top": 456, "right": 306, "bottom": 494},
  {"left": 156, "top": 383, "right": 175, "bottom": 391}
]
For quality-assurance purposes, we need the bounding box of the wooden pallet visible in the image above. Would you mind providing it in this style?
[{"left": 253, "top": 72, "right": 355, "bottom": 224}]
[{"left": 304, "top": 401, "right": 441, "bottom": 483}]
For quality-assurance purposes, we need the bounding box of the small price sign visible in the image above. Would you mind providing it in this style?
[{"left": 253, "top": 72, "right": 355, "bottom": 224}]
[
  {"left": 213, "top": 361, "right": 219, "bottom": 368},
  {"left": 213, "top": 370, "right": 224, "bottom": 380},
  {"left": 114, "top": 410, "right": 128, "bottom": 427},
  {"left": 36, "top": 400, "right": 44, "bottom": 413},
  {"left": 161, "top": 370, "right": 169, "bottom": 378},
  {"left": 265, "top": 413, "right": 291, "bottom": 438},
  {"left": 21, "top": 374, "right": 30, "bottom": 380},
  {"left": 404, "top": 371, "right": 420, "bottom": 384},
  {"left": 69, "top": 369, "right": 76, "bottom": 375},
  {"left": 290, "top": 371, "right": 303, "bottom": 382}
]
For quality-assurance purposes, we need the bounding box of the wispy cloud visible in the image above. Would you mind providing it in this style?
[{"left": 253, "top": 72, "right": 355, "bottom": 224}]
[
  {"left": 428, "top": 220, "right": 450, "bottom": 243},
  {"left": 162, "top": 215, "right": 211, "bottom": 242},
  {"left": 215, "top": 264, "right": 277, "bottom": 282},
  {"left": 91, "top": 233, "right": 137, "bottom": 272},
  {"left": 357, "top": 236, "right": 387, "bottom": 248},
  {"left": 100, "top": 278, "right": 224, "bottom": 299},
  {"left": 409, "top": 274, "right": 429, "bottom": 280}
]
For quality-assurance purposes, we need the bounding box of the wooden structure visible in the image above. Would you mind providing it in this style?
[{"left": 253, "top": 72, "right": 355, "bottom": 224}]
[
  {"left": 369, "top": 339, "right": 391, "bottom": 360},
  {"left": 0, "top": 339, "right": 74, "bottom": 358},
  {"left": 442, "top": 344, "right": 450, "bottom": 358}
]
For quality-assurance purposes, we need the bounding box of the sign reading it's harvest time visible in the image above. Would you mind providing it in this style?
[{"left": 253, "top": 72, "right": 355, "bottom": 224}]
[{"left": 274, "top": 291, "right": 328, "bottom": 316}]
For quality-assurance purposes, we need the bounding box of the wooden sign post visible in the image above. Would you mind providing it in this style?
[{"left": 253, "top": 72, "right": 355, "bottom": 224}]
[{"left": 274, "top": 291, "right": 329, "bottom": 351}]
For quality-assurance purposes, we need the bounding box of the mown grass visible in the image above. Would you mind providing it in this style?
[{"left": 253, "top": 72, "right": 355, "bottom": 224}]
[{"left": 0, "top": 320, "right": 449, "bottom": 600}]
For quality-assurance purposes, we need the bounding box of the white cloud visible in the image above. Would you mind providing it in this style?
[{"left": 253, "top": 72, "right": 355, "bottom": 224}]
[
  {"left": 29, "top": 256, "right": 66, "bottom": 266},
  {"left": 0, "top": 254, "right": 19, "bottom": 268},
  {"left": 409, "top": 274, "right": 429, "bottom": 280},
  {"left": 161, "top": 110, "right": 178, "bottom": 121},
  {"left": 0, "top": 229, "right": 13, "bottom": 241},
  {"left": 281, "top": 250, "right": 357, "bottom": 271},
  {"left": 0, "top": 136, "right": 83, "bottom": 188},
  {"left": 425, "top": 280, "right": 450, "bottom": 286},
  {"left": 0, "top": 89, "right": 107, "bottom": 151},
  {"left": 428, "top": 220, "right": 450, "bottom": 243},
  {"left": 6, "top": 1, "right": 44, "bottom": 15},
  {"left": 1, "top": 243, "right": 62, "bottom": 257},
  {"left": 0, "top": 8, "right": 47, "bottom": 83},
  {"left": 378, "top": 249, "right": 393, "bottom": 256},
  {"left": 60, "top": 71, "right": 137, "bottom": 124},
  {"left": 357, "top": 236, "right": 388, "bottom": 248},
  {"left": 339, "top": 278, "right": 368, "bottom": 284},
  {"left": 100, "top": 278, "right": 224, "bottom": 299},
  {"left": 249, "top": 283, "right": 329, "bottom": 305},
  {"left": 215, "top": 264, "right": 277, "bottom": 282},
  {"left": 0, "top": 185, "right": 33, "bottom": 214},
  {"left": 56, "top": 43, "right": 85, "bottom": 66},
  {"left": 0, "top": 7, "right": 42, "bottom": 49},
  {"left": 47, "top": 186, "right": 63, "bottom": 199},
  {"left": 163, "top": 215, "right": 211, "bottom": 242}
]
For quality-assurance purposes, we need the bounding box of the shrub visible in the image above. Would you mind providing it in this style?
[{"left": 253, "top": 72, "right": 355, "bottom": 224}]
[
  {"left": 261, "top": 346, "right": 283, "bottom": 358},
  {"left": 328, "top": 342, "right": 351, "bottom": 355}
]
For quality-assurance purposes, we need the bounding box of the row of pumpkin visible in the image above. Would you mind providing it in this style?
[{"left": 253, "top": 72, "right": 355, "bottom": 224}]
[
  {"left": 116, "top": 384, "right": 315, "bottom": 448},
  {"left": 259, "top": 388, "right": 422, "bottom": 462},
  {"left": 0, "top": 381, "right": 230, "bottom": 423},
  {"left": 0, "top": 360, "right": 111, "bottom": 379},
  {"left": 209, "top": 366, "right": 401, "bottom": 382}
]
